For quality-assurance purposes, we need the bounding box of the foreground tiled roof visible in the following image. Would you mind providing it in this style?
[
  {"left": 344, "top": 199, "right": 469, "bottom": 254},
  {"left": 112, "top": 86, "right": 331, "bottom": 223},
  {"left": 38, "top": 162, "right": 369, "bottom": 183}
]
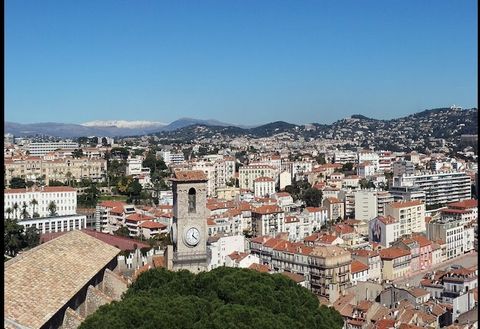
[{"left": 5, "top": 230, "right": 120, "bottom": 329}]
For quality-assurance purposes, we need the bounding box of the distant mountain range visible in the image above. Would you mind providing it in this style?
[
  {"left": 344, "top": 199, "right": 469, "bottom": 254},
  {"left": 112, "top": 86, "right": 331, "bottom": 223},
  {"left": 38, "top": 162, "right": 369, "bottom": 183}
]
[
  {"left": 4, "top": 118, "right": 242, "bottom": 138},
  {"left": 4, "top": 108, "right": 477, "bottom": 143}
]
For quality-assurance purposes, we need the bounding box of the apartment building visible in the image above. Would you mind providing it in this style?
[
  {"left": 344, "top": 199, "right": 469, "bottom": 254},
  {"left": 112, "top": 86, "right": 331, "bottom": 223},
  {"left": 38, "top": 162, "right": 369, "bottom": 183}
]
[
  {"left": 95, "top": 201, "right": 136, "bottom": 233},
  {"left": 333, "top": 150, "right": 357, "bottom": 164},
  {"left": 350, "top": 249, "right": 382, "bottom": 282},
  {"left": 239, "top": 164, "right": 276, "bottom": 191},
  {"left": 208, "top": 234, "right": 246, "bottom": 270},
  {"left": 158, "top": 151, "right": 185, "bottom": 165},
  {"left": 253, "top": 177, "right": 275, "bottom": 197},
  {"left": 309, "top": 245, "right": 352, "bottom": 302},
  {"left": 4, "top": 186, "right": 77, "bottom": 219},
  {"left": 26, "top": 141, "right": 79, "bottom": 156},
  {"left": 388, "top": 186, "right": 426, "bottom": 203},
  {"left": 5, "top": 156, "right": 107, "bottom": 186},
  {"left": 323, "top": 197, "right": 344, "bottom": 221},
  {"left": 358, "top": 150, "right": 380, "bottom": 171},
  {"left": 393, "top": 171, "right": 471, "bottom": 206},
  {"left": 368, "top": 215, "right": 400, "bottom": 247},
  {"left": 303, "top": 206, "right": 329, "bottom": 231},
  {"left": 379, "top": 247, "right": 411, "bottom": 281},
  {"left": 385, "top": 200, "right": 426, "bottom": 236},
  {"left": 251, "top": 205, "right": 284, "bottom": 237},
  {"left": 357, "top": 161, "right": 376, "bottom": 178},
  {"left": 427, "top": 217, "right": 475, "bottom": 260}
]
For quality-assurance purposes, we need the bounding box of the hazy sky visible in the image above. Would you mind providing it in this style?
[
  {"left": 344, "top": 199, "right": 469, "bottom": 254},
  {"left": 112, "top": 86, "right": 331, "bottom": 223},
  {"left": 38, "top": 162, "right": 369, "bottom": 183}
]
[{"left": 5, "top": 0, "right": 478, "bottom": 125}]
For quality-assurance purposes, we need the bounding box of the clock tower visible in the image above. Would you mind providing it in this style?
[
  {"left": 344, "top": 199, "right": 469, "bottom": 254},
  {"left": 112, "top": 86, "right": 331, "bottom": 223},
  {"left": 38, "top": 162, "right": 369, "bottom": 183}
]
[{"left": 167, "top": 170, "right": 209, "bottom": 273}]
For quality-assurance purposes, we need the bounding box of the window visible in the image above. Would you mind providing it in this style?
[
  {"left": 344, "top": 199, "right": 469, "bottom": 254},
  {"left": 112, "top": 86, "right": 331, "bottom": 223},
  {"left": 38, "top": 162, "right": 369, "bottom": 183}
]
[{"left": 188, "top": 188, "right": 196, "bottom": 213}]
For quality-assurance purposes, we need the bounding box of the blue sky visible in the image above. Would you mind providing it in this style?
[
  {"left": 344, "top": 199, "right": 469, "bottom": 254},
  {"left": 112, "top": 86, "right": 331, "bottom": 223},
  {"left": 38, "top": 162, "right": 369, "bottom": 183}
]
[{"left": 5, "top": 0, "right": 477, "bottom": 125}]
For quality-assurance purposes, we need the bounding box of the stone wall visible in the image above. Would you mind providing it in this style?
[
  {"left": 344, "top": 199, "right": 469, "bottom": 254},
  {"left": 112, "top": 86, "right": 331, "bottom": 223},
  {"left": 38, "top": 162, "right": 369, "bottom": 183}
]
[
  {"left": 101, "top": 269, "right": 128, "bottom": 301},
  {"left": 60, "top": 307, "right": 84, "bottom": 329}
]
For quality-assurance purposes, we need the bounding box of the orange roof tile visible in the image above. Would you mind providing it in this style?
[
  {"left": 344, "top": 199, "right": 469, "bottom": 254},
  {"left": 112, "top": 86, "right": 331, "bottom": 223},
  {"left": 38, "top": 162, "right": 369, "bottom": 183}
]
[
  {"left": 139, "top": 221, "right": 167, "bottom": 229},
  {"left": 351, "top": 260, "right": 369, "bottom": 273},
  {"left": 125, "top": 213, "right": 155, "bottom": 222},
  {"left": 379, "top": 247, "right": 410, "bottom": 259},
  {"left": 248, "top": 263, "right": 270, "bottom": 273},
  {"left": 253, "top": 205, "right": 282, "bottom": 214}
]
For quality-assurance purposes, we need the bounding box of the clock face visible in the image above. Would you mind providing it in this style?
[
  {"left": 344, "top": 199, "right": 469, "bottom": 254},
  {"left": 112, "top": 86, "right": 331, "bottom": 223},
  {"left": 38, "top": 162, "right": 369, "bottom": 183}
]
[{"left": 184, "top": 227, "right": 200, "bottom": 247}]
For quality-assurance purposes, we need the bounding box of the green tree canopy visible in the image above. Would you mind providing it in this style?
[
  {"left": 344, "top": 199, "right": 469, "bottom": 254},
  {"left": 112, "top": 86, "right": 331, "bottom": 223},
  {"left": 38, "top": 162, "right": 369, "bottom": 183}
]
[
  {"left": 10, "top": 177, "right": 26, "bottom": 189},
  {"left": 80, "top": 267, "right": 343, "bottom": 329},
  {"left": 303, "top": 188, "right": 323, "bottom": 207},
  {"left": 4, "top": 218, "right": 40, "bottom": 257}
]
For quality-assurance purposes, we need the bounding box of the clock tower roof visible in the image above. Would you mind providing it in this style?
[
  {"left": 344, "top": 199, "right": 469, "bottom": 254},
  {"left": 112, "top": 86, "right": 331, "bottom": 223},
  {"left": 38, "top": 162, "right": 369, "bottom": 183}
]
[{"left": 171, "top": 170, "right": 208, "bottom": 182}]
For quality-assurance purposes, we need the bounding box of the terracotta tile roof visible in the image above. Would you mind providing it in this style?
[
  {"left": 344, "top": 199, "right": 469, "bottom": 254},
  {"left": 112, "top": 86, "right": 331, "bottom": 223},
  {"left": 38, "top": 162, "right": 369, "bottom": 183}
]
[
  {"left": 409, "top": 287, "right": 429, "bottom": 297},
  {"left": 152, "top": 255, "right": 165, "bottom": 268},
  {"left": 126, "top": 213, "right": 155, "bottom": 222},
  {"left": 351, "top": 259, "right": 369, "bottom": 273},
  {"left": 410, "top": 234, "right": 432, "bottom": 247},
  {"left": 447, "top": 199, "right": 477, "bottom": 209},
  {"left": 250, "top": 235, "right": 272, "bottom": 244},
  {"left": 334, "top": 224, "right": 355, "bottom": 234},
  {"left": 282, "top": 271, "right": 305, "bottom": 283},
  {"left": 379, "top": 247, "right": 410, "bottom": 259},
  {"left": 253, "top": 204, "right": 282, "bottom": 214},
  {"left": 264, "top": 237, "right": 285, "bottom": 248},
  {"left": 305, "top": 206, "right": 326, "bottom": 212},
  {"left": 388, "top": 200, "right": 423, "bottom": 208},
  {"left": 138, "top": 221, "right": 167, "bottom": 229},
  {"left": 375, "top": 319, "right": 395, "bottom": 329},
  {"left": 228, "top": 251, "right": 249, "bottom": 263},
  {"left": 304, "top": 232, "right": 323, "bottom": 242},
  {"left": 319, "top": 234, "right": 338, "bottom": 244},
  {"left": 5, "top": 231, "right": 120, "bottom": 329},
  {"left": 310, "top": 245, "right": 350, "bottom": 258},
  {"left": 356, "top": 300, "right": 373, "bottom": 312},
  {"left": 99, "top": 201, "right": 127, "bottom": 209},
  {"left": 248, "top": 263, "right": 270, "bottom": 273},
  {"left": 171, "top": 170, "right": 207, "bottom": 181},
  {"left": 285, "top": 215, "right": 299, "bottom": 223}
]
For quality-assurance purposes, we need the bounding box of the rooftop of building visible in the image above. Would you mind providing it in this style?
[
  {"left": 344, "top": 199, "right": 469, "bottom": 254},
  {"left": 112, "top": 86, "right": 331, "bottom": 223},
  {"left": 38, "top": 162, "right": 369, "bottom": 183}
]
[{"left": 5, "top": 230, "right": 120, "bottom": 329}]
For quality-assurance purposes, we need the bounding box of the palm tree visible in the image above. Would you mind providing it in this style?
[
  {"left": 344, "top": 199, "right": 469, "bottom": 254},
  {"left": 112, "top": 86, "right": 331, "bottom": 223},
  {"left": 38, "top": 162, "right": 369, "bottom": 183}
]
[
  {"left": 66, "top": 171, "right": 72, "bottom": 186},
  {"left": 6, "top": 207, "right": 12, "bottom": 220},
  {"left": 21, "top": 202, "right": 30, "bottom": 219},
  {"left": 48, "top": 201, "right": 57, "bottom": 216},
  {"left": 12, "top": 202, "right": 19, "bottom": 220},
  {"left": 30, "top": 198, "right": 38, "bottom": 216}
]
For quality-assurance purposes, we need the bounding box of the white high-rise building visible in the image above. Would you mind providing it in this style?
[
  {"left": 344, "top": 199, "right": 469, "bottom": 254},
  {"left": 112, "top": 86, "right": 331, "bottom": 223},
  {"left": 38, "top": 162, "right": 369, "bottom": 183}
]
[{"left": 393, "top": 171, "right": 471, "bottom": 206}]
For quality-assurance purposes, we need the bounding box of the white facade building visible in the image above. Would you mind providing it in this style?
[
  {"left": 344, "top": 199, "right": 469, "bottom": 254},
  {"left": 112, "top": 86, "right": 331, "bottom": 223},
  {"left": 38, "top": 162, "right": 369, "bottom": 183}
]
[
  {"left": 4, "top": 186, "right": 77, "bottom": 219},
  {"left": 26, "top": 141, "right": 79, "bottom": 156},
  {"left": 393, "top": 171, "right": 471, "bottom": 206},
  {"left": 254, "top": 177, "right": 275, "bottom": 197},
  {"left": 385, "top": 200, "right": 426, "bottom": 235},
  {"left": 20, "top": 214, "right": 87, "bottom": 234}
]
